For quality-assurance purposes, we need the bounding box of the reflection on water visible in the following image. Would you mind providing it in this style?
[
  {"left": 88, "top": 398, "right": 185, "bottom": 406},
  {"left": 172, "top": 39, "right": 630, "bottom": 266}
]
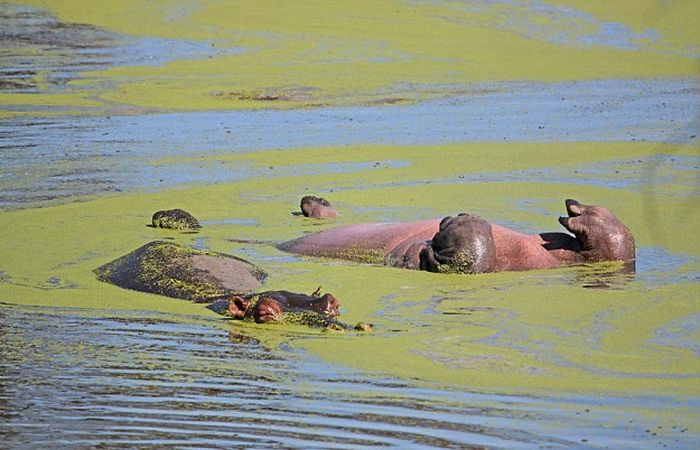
[
  {"left": 0, "top": 303, "right": 696, "bottom": 449},
  {"left": 1, "top": 79, "right": 697, "bottom": 209},
  {"left": 572, "top": 261, "right": 636, "bottom": 290}
]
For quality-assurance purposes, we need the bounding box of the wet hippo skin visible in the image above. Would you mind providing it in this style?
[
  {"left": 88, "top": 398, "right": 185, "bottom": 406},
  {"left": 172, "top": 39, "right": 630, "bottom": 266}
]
[
  {"left": 281, "top": 199, "right": 635, "bottom": 274},
  {"left": 300, "top": 195, "right": 339, "bottom": 218}
]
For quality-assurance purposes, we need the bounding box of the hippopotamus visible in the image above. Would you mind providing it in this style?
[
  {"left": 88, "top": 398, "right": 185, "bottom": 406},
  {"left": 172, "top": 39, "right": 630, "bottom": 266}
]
[
  {"left": 151, "top": 208, "right": 201, "bottom": 232},
  {"left": 95, "top": 241, "right": 372, "bottom": 331},
  {"left": 207, "top": 287, "right": 373, "bottom": 332},
  {"left": 95, "top": 241, "right": 266, "bottom": 302},
  {"left": 299, "top": 195, "right": 339, "bottom": 218},
  {"left": 280, "top": 199, "right": 635, "bottom": 274}
]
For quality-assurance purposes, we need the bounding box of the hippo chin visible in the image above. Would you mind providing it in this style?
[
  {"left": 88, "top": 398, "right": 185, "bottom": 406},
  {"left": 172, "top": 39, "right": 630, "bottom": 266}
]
[{"left": 280, "top": 199, "right": 635, "bottom": 274}]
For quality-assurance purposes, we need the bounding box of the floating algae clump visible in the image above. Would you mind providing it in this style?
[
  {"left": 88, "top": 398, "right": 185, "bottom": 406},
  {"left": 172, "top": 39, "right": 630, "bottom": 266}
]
[
  {"left": 151, "top": 209, "right": 201, "bottom": 232},
  {"left": 281, "top": 311, "right": 372, "bottom": 333},
  {"left": 95, "top": 241, "right": 266, "bottom": 302}
]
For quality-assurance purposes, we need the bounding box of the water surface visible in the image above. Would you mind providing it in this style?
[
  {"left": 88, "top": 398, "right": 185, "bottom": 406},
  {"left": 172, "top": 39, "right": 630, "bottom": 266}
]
[
  {"left": 1, "top": 1, "right": 698, "bottom": 448},
  {"left": 1, "top": 304, "right": 696, "bottom": 449}
]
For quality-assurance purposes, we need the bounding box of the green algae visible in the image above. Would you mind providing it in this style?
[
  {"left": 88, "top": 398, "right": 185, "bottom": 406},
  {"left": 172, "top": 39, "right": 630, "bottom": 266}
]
[
  {"left": 7, "top": 1, "right": 699, "bottom": 115},
  {"left": 1, "top": 140, "right": 698, "bottom": 399},
  {"left": 436, "top": 251, "right": 480, "bottom": 274},
  {"left": 331, "top": 245, "right": 388, "bottom": 265}
]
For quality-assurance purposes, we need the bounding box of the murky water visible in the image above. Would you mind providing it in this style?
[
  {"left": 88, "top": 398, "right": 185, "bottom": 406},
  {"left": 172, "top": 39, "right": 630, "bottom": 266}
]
[
  {"left": 1, "top": 79, "right": 698, "bottom": 208},
  {"left": 1, "top": 2, "right": 698, "bottom": 449},
  {"left": 1, "top": 303, "right": 695, "bottom": 449}
]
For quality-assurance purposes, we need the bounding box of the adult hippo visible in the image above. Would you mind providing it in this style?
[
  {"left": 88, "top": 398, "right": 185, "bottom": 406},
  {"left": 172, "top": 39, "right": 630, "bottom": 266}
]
[
  {"left": 95, "top": 241, "right": 373, "bottom": 331},
  {"left": 280, "top": 199, "right": 635, "bottom": 274}
]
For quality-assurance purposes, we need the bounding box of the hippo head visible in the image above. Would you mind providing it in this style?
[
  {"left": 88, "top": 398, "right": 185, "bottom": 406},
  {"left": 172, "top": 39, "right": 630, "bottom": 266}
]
[
  {"left": 558, "top": 199, "right": 635, "bottom": 264},
  {"left": 419, "top": 213, "right": 497, "bottom": 274},
  {"left": 300, "top": 196, "right": 339, "bottom": 218}
]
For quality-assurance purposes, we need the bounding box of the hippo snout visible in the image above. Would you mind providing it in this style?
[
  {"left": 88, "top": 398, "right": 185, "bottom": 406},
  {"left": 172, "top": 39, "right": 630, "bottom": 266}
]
[{"left": 318, "top": 293, "right": 340, "bottom": 317}]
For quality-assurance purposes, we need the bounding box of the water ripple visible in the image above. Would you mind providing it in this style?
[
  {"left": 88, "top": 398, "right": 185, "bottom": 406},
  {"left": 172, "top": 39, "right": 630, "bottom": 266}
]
[{"left": 1, "top": 303, "right": 696, "bottom": 449}]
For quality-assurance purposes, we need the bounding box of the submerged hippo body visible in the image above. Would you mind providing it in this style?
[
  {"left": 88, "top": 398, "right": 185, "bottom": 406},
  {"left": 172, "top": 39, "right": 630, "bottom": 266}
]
[
  {"left": 281, "top": 199, "right": 635, "bottom": 274},
  {"left": 96, "top": 242, "right": 372, "bottom": 331},
  {"left": 95, "top": 241, "right": 267, "bottom": 302},
  {"left": 151, "top": 208, "right": 201, "bottom": 232}
]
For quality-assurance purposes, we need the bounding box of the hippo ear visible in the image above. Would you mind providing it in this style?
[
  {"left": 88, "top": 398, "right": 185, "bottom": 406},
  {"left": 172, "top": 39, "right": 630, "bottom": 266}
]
[
  {"left": 227, "top": 296, "right": 250, "bottom": 319},
  {"left": 565, "top": 199, "right": 586, "bottom": 217},
  {"left": 560, "top": 199, "right": 590, "bottom": 240},
  {"left": 439, "top": 216, "right": 453, "bottom": 231},
  {"left": 559, "top": 200, "right": 635, "bottom": 262}
]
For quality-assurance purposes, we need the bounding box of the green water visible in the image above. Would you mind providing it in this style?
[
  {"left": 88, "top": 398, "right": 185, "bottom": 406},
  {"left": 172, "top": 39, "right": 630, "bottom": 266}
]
[{"left": 1, "top": 1, "right": 698, "bottom": 447}]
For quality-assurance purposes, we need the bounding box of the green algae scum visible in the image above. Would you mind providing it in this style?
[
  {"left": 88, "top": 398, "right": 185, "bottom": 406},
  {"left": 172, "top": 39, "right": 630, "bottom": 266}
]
[{"left": 1, "top": 1, "right": 699, "bottom": 448}]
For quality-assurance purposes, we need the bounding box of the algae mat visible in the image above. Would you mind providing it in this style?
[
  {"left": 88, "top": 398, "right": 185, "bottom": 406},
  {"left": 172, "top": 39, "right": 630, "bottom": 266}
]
[
  {"left": 2, "top": 1, "right": 698, "bottom": 116},
  {"left": 1, "top": 0, "right": 699, "bottom": 447},
  {"left": 1, "top": 141, "right": 698, "bottom": 397}
]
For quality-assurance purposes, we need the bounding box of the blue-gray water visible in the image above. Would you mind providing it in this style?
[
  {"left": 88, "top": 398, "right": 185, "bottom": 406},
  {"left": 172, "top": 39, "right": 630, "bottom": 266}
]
[
  {"left": 2, "top": 4, "right": 699, "bottom": 448},
  {"left": 1, "top": 303, "right": 696, "bottom": 449},
  {"left": 1, "top": 79, "right": 698, "bottom": 209}
]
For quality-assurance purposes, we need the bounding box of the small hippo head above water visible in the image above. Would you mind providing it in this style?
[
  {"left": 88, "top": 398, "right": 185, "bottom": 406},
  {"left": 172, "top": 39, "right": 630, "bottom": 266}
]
[
  {"left": 208, "top": 288, "right": 372, "bottom": 332},
  {"left": 558, "top": 199, "right": 635, "bottom": 264},
  {"left": 300, "top": 196, "right": 339, "bottom": 218},
  {"left": 226, "top": 289, "right": 340, "bottom": 323}
]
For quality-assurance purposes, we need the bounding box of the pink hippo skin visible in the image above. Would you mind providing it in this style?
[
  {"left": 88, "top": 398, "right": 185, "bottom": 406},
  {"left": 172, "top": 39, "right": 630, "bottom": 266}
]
[
  {"left": 280, "top": 199, "right": 635, "bottom": 274},
  {"left": 300, "top": 195, "right": 339, "bottom": 219}
]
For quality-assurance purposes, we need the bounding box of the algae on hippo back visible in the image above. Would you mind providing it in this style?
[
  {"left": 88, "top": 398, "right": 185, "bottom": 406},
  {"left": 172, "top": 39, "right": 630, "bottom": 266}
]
[
  {"left": 151, "top": 208, "right": 201, "bottom": 232},
  {"left": 94, "top": 241, "right": 267, "bottom": 302},
  {"left": 94, "top": 241, "right": 372, "bottom": 331}
]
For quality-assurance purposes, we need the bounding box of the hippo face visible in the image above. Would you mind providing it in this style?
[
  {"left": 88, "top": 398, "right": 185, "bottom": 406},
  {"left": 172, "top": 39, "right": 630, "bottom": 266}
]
[
  {"left": 558, "top": 199, "right": 635, "bottom": 264},
  {"left": 419, "top": 213, "right": 497, "bottom": 274},
  {"left": 226, "top": 290, "right": 341, "bottom": 324},
  {"left": 300, "top": 196, "right": 339, "bottom": 218}
]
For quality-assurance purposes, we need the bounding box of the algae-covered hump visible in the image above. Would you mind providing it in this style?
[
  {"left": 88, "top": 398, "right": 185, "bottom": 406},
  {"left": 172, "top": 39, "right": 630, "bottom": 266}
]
[
  {"left": 94, "top": 241, "right": 267, "bottom": 302},
  {"left": 151, "top": 209, "right": 201, "bottom": 232}
]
